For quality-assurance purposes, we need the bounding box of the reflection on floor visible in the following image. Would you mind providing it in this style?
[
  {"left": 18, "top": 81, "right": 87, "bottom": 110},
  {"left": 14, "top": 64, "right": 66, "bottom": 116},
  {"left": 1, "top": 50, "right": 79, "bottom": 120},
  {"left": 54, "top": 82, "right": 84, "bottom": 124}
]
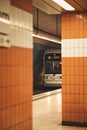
[{"left": 33, "top": 89, "right": 87, "bottom": 130}]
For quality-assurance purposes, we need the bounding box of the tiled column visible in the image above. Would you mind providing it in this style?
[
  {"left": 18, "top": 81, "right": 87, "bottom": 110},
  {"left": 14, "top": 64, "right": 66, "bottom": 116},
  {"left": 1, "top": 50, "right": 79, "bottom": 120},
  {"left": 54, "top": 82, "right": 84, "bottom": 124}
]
[
  {"left": 0, "top": 0, "right": 33, "bottom": 129},
  {"left": 62, "top": 12, "right": 87, "bottom": 126}
]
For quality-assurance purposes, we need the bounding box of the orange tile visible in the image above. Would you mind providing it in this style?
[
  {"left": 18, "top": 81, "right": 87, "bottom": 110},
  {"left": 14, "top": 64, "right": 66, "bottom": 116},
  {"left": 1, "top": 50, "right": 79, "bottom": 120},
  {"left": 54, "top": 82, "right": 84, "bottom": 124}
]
[
  {"left": 74, "top": 29, "right": 79, "bottom": 38},
  {"left": 84, "top": 20, "right": 87, "bottom": 30},
  {"left": 65, "top": 67, "right": 71, "bottom": 76},
  {"left": 84, "top": 29, "right": 87, "bottom": 38},
  {"left": 62, "top": 103, "right": 67, "bottom": 112},
  {"left": 1, "top": 102, "right": 32, "bottom": 129},
  {"left": 70, "top": 30, "right": 75, "bottom": 39},
  {"left": 70, "top": 104, "right": 75, "bottom": 113},
  {"left": 67, "top": 113, "right": 71, "bottom": 122},
  {"left": 70, "top": 67, "right": 75, "bottom": 76},
  {"left": 0, "top": 47, "right": 33, "bottom": 66},
  {"left": 64, "top": 31, "right": 71, "bottom": 39},
  {"left": 62, "top": 58, "right": 66, "bottom": 66},
  {"left": 78, "top": 68, "right": 84, "bottom": 76},
  {"left": 62, "top": 76, "right": 66, "bottom": 85},
  {"left": 70, "top": 113, "right": 75, "bottom": 122},
  {"left": 74, "top": 67, "right": 79, "bottom": 76},
  {"left": 70, "top": 85, "right": 75, "bottom": 94},
  {"left": 62, "top": 66, "right": 66, "bottom": 76},
  {"left": 84, "top": 57, "right": 87, "bottom": 66},
  {"left": 10, "top": 119, "right": 32, "bottom": 130},
  {"left": 79, "top": 85, "right": 84, "bottom": 94},
  {"left": 74, "top": 104, "right": 80, "bottom": 113},
  {"left": 78, "top": 57, "right": 84, "bottom": 66},
  {"left": 66, "top": 103, "right": 71, "bottom": 113},
  {"left": 65, "top": 85, "right": 71, "bottom": 94},
  {"left": 65, "top": 13, "right": 71, "bottom": 21},
  {"left": 65, "top": 58, "right": 71, "bottom": 66},
  {"left": 79, "top": 29, "right": 84, "bottom": 38},
  {"left": 62, "top": 94, "right": 67, "bottom": 103},
  {"left": 62, "top": 85, "right": 66, "bottom": 93},
  {"left": 84, "top": 113, "right": 87, "bottom": 122},
  {"left": 79, "top": 76, "right": 84, "bottom": 85},
  {"left": 66, "top": 94, "right": 71, "bottom": 103},
  {"left": 74, "top": 94, "right": 80, "bottom": 103},
  {"left": 84, "top": 76, "right": 87, "bottom": 84},
  {"left": 79, "top": 20, "right": 84, "bottom": 29},
  {"left": 84, "top": 94, "right": 87, "bottom": 104},
  {"left": 74, "top": 113, "right": 80, "bottom": 122},
  {"left": 74, "top": 58, "right": 79, "bottom": 66},
  {"left": 71, "top": 58, "right": 75, "bottom": 65},
  {"left": 65, "top": 76, "right": 71, "bottom": 85},
  {"left": 62, "top": 112, "right": 67, "bottom": 121},
  {"left": 70, "top": 21, "right": 75, "bottom": 30},
  {"left": 74, "top": 21, "right": 79, "bottom": 29},
  {"left": 84, "top": 104, "right": 87, "bottom": 113},
  {"left": 70, "top": 94, "right": 75, "bottom": 103},
  {"left": 70, "top": 76, "right": 75, "bottom": 84},
  {"left": 74, "top": 75, "right": 79, "bottom": 84},
  {"left": 71, "top": 13, "right": 75, "bottom": 20},
  {"left": 84, "top": 85, "right": 87, "bottom": 94},
  {"left": 74, "top": 85, "right": 80, "bottom": 94},
  {"left": 79, "top": 103, "right": 84, "bottom": 113},
  {"left": 83, "top": 66, "right": 87, "bottom": 76},
  {"left": 79, "top": 113, "right": 84, "bottom": 123}
]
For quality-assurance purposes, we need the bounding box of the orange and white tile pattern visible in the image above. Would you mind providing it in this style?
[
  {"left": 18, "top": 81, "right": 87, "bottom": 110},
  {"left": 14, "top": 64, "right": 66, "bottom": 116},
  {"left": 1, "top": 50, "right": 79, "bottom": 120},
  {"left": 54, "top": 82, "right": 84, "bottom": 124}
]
[
  {"left": 0, "top": 0, "right": 33, "bottom": 129},
  {"left": 62, "top": 12, "right": 87, "bottom": 124}
]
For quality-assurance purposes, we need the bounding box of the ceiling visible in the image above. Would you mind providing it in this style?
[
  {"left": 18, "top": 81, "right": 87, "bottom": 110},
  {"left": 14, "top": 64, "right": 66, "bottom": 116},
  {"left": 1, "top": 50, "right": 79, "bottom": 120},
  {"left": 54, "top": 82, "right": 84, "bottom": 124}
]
[
  {"left": 33, "top": 0, "right": 87, "bottom": 14},
  {"left": 33, "top": 0, "right": 87, "bottom": 48}
]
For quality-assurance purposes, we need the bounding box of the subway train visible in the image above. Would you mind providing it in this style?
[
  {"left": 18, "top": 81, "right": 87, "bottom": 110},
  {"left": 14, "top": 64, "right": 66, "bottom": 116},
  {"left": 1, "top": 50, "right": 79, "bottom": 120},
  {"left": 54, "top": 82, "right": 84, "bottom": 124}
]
[{"left": 43, "top": 49, "right": 62, "bottom": 87}]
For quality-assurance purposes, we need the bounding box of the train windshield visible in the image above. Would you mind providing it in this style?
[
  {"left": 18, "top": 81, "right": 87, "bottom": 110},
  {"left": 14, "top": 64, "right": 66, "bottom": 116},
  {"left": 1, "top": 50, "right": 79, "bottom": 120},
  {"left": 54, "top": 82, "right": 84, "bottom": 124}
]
[{"left": 45, "top": 53, "right": 61, "bottom": 74}]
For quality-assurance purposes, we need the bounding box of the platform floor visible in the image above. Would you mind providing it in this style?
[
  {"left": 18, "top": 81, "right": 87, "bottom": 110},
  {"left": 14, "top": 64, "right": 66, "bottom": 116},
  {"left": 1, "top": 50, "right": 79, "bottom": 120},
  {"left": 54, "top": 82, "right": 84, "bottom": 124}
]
[{"left": 33, "top": 89, "right": 87, "bottom": 130}]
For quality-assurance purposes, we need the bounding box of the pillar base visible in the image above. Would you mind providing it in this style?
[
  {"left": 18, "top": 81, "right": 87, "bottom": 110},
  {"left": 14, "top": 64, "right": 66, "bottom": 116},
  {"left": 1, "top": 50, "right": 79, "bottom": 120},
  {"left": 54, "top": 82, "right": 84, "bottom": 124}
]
[{"left": 62, "top": 121, "right": 87, "bottom": 127}]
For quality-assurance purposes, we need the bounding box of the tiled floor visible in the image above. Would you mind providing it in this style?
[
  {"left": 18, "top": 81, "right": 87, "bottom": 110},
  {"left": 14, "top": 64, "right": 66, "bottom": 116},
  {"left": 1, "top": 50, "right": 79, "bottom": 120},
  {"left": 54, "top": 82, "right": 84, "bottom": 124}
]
[{"left": 33, "top": 89, "right": 87, "bottom": 130}]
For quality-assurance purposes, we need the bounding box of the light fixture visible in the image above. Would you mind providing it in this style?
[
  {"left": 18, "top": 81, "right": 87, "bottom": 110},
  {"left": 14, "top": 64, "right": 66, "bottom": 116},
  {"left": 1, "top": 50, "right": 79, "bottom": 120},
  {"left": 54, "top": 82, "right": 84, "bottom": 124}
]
[
  {"left": 52, "top": 0, "right": 75, "bottom": 11},
  {"left": 32, "top": 34, "right": 61, "bottom": 44}
]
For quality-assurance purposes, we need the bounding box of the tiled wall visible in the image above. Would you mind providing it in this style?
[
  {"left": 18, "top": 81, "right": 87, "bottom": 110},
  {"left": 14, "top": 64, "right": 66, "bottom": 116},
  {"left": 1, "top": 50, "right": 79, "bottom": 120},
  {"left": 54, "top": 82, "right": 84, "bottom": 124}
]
[
  {"left": 62, "top": 12, "right": 87, "bottom": 126},
  {"left": 0, "top": 0, "right": 33, "bottom": 129}
]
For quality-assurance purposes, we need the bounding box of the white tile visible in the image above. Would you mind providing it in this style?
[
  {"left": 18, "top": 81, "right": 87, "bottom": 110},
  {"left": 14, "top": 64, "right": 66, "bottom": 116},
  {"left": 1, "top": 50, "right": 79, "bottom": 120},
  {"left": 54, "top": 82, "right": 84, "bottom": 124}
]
[
  {"left": 79, "top": 48, "right": 83, "bottom": 57},
  {"left": 84, "top": 48, "right": 87, "bottom": 57},
  {"left": 70, "top": 39, "right": 75, "bottom": 48},
  {"left": 10, "top": 6, "right": 16, "bottom": 25},
  {"left": 84, "top": 38, "right": 87, "bottom": 47},
  {"left": 65, "top": 41, "right": 71, "bottom": 48},
  {"left": 62, "top": 43, "right": 66, "bottom": 49},
  {"left": 74, "top": 48, "right": 79, "bottom": 57},
  {"left": 10, "top": 26, "right": 14, "bottom": 45},
  {"left": 28, "top": 13, "right": 33, "bottom": 31},
  {"left": 62, "top": 48, "right": 66, "bottom": 57},
  {"left": 78, "top": 38, "right": 84, "bottom": 48},
  {"left": 70, "top": 48, "right": 75, "bottom": 57},
  {"left": 74, "top": 39, "right": 79, "bottom": 48}
]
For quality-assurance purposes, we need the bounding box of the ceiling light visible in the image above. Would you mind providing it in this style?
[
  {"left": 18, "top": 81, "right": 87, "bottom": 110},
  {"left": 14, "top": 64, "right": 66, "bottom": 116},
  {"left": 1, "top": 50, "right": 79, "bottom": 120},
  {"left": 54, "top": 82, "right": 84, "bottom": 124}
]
[{"left": 52, "top": 0, "right": 75, "bottom": 11}]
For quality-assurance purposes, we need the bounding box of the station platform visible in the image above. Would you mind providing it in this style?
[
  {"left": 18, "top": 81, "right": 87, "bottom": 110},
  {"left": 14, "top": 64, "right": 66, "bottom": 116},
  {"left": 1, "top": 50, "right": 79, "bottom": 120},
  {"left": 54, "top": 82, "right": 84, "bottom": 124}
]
[{"left": 33, "top": 89, "right": 87, "bottom": 130}]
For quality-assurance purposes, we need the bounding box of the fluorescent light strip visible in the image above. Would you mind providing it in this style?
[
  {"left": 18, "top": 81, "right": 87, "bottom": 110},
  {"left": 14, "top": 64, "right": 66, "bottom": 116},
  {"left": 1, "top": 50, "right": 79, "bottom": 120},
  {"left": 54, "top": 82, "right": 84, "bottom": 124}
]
[
  {"left": 52, "top": 0, "right": 75, "bottom": 11},
  {"left": 32, "top": 34, "right": 61, "bottom": 44}
]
